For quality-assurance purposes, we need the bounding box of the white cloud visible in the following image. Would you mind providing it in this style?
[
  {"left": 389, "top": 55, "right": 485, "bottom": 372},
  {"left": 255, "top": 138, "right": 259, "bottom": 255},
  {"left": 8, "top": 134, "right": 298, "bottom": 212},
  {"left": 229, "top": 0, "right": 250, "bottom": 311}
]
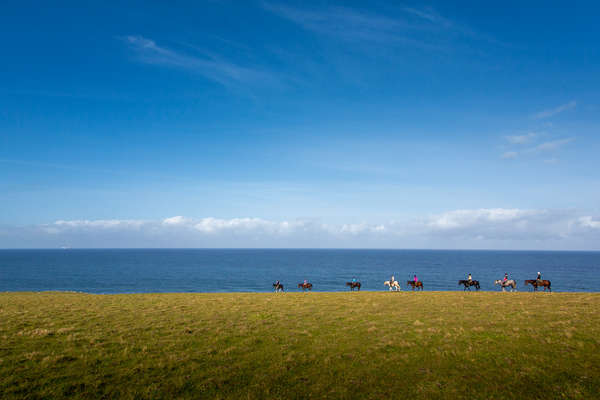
[
  {"left": 2, "top": 209, "right": 599, "bottom": 249},
  {"left": 501, "top": 151, "right": 518, "bottom": 159},
  {"left": 123, "top": 35, "right": 278, "bottom": 88},
  {"left": 194, "top": 217, "right": 276, "bottom": 233},
  {"left": 577, "top": 216, "right": 600, "bottom": 229},
  {"left": 162, "top": 216, "right": 187, "bottom": 225},
  {"left": 262, "top": 3, "right": 469, "bottom": 51},
  {"left": 53, "top": 219, "right": 146, "bottom": 229},
  {"left": 535, "top": 138, "right": 574, "bottom": 151},
  {"left": 505, "top": 132, "right": 536, "bottom": 144},
  {"left": 501, "top": 136, "right": 574, "bottom": 160},
  {"left": 532, "top": 101, "right": 576, "bottom": 119}
]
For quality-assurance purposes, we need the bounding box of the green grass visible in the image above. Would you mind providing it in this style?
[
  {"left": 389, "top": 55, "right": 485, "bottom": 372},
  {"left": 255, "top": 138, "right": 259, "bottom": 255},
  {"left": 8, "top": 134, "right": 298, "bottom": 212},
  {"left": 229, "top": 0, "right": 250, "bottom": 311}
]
[{"left": 1, "top": 291, "right": 599, "bottom": 399}]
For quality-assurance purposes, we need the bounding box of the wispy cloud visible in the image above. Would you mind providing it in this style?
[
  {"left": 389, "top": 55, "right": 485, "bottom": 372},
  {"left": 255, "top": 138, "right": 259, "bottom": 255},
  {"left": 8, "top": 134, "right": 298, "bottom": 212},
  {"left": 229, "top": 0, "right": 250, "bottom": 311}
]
[
  {"left": 532, "top": 101, "right": 576, "bottom": 119},
  {"left": 123, "top": 35, "right": 279, "bottom": 88},
  {"left": 500, "top": 127, "right": 574, "bottom": 160},
  {"left": 262, "top": 3, "right": 473, "bottom": 51},
  {"left": 501, "top": 151, "right": 518, "bottom": 159},
  {"left": 264, "top": 3, "right": 412, "bottom": 42},
  {"left": 401, "top": 7, "right": 453, "bottom": 28},
  {"left": 505, "top": 132, "right": 537, "bottom": 144},
  {"left": 535, "top": 138, "right": 574, "bottom": 151}
]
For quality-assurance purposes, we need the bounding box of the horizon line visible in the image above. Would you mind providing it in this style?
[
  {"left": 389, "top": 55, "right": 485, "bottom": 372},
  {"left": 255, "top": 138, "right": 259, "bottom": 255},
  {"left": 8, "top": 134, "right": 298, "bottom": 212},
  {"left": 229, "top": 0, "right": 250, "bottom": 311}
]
[{"left": 1, "top": 247, "right": 599, "bottom": 252}]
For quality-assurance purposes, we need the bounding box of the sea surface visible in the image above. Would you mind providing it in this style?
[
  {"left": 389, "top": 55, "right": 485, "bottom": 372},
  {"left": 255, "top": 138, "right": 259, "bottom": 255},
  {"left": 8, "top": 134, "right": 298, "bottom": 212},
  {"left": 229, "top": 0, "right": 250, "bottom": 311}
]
[{"left": 0, "top": 249, "right": 599, "bottom": 293}]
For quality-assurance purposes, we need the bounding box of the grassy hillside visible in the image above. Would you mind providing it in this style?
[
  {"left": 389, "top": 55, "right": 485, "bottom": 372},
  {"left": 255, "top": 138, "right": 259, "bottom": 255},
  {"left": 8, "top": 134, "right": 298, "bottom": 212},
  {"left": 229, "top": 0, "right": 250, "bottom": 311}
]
[{"left": 1, "top": 291, "right": 599, "bottom": 399}]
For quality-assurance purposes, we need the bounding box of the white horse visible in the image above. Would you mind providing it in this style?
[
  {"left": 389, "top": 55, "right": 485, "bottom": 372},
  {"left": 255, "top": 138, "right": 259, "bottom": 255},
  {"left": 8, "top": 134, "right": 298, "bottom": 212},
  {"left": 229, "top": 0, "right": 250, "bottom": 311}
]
[
  {"left": 384, "top": 280, "right": 401, "bottom": 291},
  {"left": 494, "top": 279, "right": 517, "bottom": 292}
]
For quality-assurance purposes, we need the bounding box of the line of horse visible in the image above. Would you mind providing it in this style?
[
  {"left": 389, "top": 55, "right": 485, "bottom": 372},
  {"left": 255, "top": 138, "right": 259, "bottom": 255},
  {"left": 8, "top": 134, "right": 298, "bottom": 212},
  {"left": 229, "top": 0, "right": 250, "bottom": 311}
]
[
  {"left": 460, "top": 278, "right": 551, "bottom": 292},
  {"left": 273, "top": 278, "right": 552, "bottom": 292}
]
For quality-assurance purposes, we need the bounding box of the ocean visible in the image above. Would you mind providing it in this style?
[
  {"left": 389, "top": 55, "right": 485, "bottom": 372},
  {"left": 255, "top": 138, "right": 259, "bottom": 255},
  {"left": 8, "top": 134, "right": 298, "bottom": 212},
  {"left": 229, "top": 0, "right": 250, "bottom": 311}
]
[{"left": 0, "top": 249, "right": 598, "bottom": 293}]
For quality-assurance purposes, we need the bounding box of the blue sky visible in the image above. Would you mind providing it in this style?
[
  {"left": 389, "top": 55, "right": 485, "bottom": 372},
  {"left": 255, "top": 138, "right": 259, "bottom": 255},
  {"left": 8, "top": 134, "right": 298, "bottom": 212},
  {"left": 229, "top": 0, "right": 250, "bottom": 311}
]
[{"left": 1, "top": 1, "right": 599, "bottom": 249}]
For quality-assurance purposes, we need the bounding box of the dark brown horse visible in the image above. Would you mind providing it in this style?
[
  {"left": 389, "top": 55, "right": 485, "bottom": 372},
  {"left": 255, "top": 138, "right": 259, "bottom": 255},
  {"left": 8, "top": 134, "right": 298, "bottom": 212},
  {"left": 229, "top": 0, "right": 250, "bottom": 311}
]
[
  {"left": 525, "top": 279, "right": 551, "bottom": 292},
  {"left": 458, "top": 280, "right": 480, "bottom": 291},
  {"left": 406, "top": 280, "right": 424, "bottom": 291},
  {"left": 346, "top": 282, "right": 361, "bottom": 291},
  {"left": 273, "top": 283, "right": 284, "bottom": 292},
  {"left": 298, "top": 282, "right": 313, "bottom": 291}
]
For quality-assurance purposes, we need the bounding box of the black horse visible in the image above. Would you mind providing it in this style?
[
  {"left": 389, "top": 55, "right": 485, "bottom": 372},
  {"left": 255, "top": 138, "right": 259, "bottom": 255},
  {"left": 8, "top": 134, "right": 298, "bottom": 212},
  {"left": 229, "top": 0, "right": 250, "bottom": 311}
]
[
  {"left": 458, "top": 279, "right": 480, "bottom": 291},
  {"left": 273, "top": 282, "right": 284, "bottom": 292},
  {"left": 346, "top": 282, "right": 361, "bottom": 291},
  {"left": 406, "top": 280, "right": 424, "bottom": 291}
]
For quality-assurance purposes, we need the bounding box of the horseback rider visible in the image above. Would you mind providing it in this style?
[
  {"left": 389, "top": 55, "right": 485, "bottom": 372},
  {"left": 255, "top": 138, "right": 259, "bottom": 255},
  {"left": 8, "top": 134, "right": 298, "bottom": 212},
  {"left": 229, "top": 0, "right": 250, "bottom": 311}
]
[
  {"left": 275, "top": 280, "right": 280, "bottom": 288},
  {"left": 503, "top": 273, "right": 508, "bottom": 283},
  {"left": 352, "top": 277, "right": 357, "bottom": 283},
  {"left": 467, "top": 273, "right": 472, "bottom": 283},
  {"left": 413, "top": 274, "right": 418, "bottom": 283},
  {"left": 536, "top": 272, "right": 542, "bottom": 285},
  {"left": 391, "top": 275, "right": 395, "bottom": 285}
]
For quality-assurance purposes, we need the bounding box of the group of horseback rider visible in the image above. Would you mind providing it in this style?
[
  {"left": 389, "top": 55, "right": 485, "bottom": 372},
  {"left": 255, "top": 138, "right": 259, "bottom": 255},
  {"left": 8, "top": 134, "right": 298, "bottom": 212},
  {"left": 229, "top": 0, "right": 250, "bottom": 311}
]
[
  {"left": 274, "top": 271, "right": 546, "bottom": 291},
  {"left": 388, "top": 274, "right": 419, "bottom": 285}
]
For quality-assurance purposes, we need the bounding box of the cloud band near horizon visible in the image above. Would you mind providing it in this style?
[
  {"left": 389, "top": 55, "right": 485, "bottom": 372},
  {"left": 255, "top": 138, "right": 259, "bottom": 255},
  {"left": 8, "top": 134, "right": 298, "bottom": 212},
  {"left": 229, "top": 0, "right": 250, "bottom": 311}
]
[{"left": 2, "top": 209, "right": 599, "bottom": 250}]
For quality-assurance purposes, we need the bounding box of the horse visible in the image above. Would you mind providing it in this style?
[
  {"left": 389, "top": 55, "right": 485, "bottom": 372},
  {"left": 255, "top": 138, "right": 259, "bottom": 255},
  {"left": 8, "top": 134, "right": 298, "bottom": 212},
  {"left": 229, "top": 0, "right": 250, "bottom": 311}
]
[
  {"left": 494, "top": 279, "right": 517, "bottom": 292},
  {"left": 346, "top": 282, "right": 361, "bottom": 291},
  {"left": 524, "top": 279, "right": 551, "bottom": 292},
  {"left": 458, "top": 280, "right": 480, "bottom": 291},
  {"left": 273, "top": 282, "right": 284, "bottom": 292},
  {"left": 406, "top": 280, "right": 424, "bottom": 291},
  {"left": 384, "top": 280, "right": 401, "bottom": 291},
  {"left": 298, "top": 282, "right": 313, "bottom": 291}
]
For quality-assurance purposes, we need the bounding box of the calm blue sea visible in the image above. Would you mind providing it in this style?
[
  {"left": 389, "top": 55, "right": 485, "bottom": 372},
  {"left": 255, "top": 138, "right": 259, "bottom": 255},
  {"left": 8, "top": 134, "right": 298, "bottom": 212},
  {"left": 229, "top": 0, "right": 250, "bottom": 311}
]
[{"left": 0, "top": 249, "right": 599, "bottom": 293}]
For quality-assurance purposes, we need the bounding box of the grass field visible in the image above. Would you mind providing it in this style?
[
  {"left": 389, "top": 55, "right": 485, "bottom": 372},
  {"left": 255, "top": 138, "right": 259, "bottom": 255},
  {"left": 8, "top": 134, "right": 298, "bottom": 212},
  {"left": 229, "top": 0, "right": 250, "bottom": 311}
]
[{"left": 1, "top": 291, "right": 599, "bottom": 399}]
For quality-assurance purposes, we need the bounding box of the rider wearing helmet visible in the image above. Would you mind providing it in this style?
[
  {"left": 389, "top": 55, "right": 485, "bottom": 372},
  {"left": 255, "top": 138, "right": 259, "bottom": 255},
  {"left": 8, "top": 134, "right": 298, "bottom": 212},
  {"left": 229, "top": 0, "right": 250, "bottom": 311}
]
[
  {"left": 503, "top": 273, "right": 508, "bottom": 282},
  {"left": 468, "top": 273, "right": 472, "bottom": 283},
  {"left": 536, "top": 272, "right": 542, "bottom": 285}
]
